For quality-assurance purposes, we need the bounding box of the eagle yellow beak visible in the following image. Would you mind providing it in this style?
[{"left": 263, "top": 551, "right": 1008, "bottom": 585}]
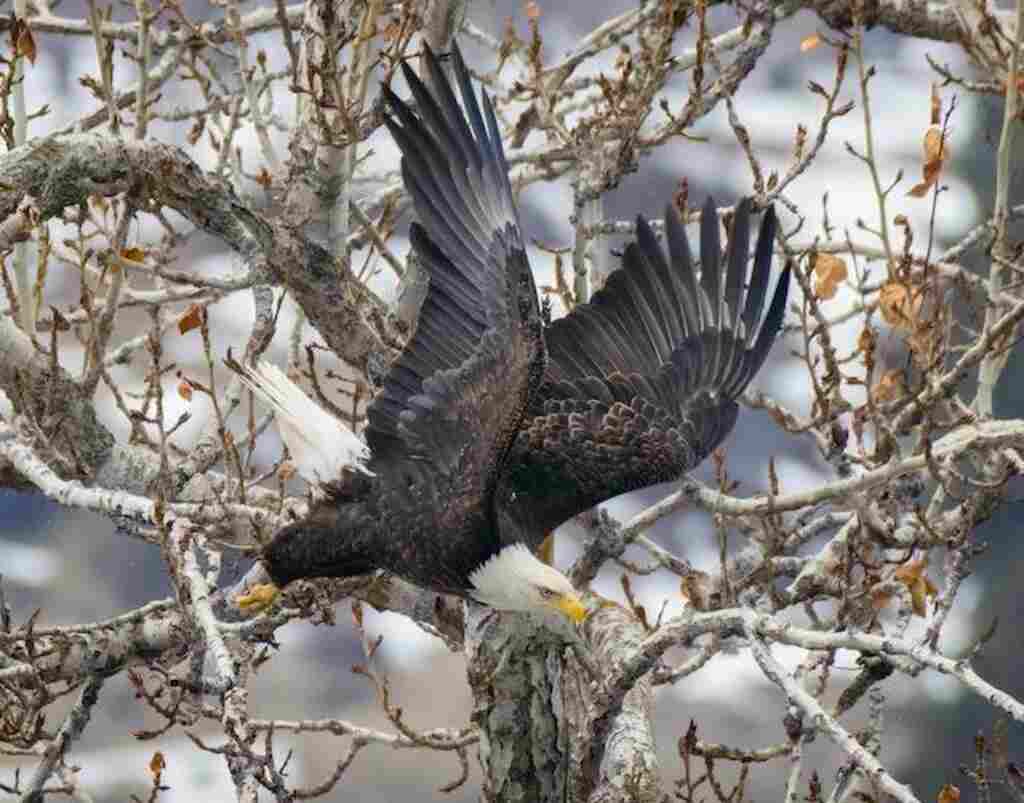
[
  {"left": 551, "top": 592, "right": 588, "bottom": 623},
  {"left": 235, "top": 582, "right": 281, "bottom": 614}
]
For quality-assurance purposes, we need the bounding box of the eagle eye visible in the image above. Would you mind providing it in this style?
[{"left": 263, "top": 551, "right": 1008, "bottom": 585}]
[{"left": 537, "top": 587, "right": 557, "bottom": 600}]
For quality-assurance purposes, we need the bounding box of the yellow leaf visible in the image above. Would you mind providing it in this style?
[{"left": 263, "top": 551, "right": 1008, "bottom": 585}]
[
  {"left": 149, "top": 751, "right": 166, "bottom": 778},
  {"left": 938, "top": 785, "right": 960, "bottom": 803}
]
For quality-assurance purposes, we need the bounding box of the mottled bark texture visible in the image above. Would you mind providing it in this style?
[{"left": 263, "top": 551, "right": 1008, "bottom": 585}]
[
  {"left": 0, "top": 135, "right": 402, "bottom": 377},
  {"left": 466, "top": 603, "right": 658, "bottom": 803}
]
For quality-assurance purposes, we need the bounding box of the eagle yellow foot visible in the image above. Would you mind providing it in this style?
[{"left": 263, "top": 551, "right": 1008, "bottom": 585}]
[{"left": 235, "top": 583, "right": 280, "bottom": 614}]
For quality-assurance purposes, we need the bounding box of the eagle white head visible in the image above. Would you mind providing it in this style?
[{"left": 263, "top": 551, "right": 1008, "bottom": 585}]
[{"left": 469, "top": 543, "right": 587, "bottom": 622}]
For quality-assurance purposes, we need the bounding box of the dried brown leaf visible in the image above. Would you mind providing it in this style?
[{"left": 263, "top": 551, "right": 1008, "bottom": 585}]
[
  {"left": 894, "top": 558, "right": 938, "bottom": 617},
  {"left": 871, "top": 369, "right": 905, "bottom": 403},
  {"left": 680, "top": 570, "right": 713, "bottom": 611},
  {"left": 14, "top": 21, "right": 36, "bottom": 65},
  {"left": 908, "top": 125, "right": 949, "bottom": 198},
  {"left": 120, "top": 246, "right": 146, "bottom": 264},
  {"left": 178, "top": 303, "right": 203, "bottom": 335},
  {"left": 879, "top": 281, "right": 922, "bottom": 330},
  {"left": 938, "top": 785, "right": 960, "bottom": 803},
  {"left": 812, "top": 253, "right": 847, "bottom": 300}
]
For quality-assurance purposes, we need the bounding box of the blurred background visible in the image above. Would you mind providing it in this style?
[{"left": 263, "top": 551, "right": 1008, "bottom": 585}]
[{"left": 1, "top": 0, "right": 1022, "bottom": 800}]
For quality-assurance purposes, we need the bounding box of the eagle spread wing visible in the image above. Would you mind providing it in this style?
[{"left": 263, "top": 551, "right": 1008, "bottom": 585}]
[
  {"left": 499, "top": 197, "right": 790, "bottom": 539},
  {"left": 352, "top": 44, "right": 541, "bottom": 574}
]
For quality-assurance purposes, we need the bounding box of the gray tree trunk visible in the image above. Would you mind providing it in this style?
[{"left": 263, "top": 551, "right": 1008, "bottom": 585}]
[{"left": 466, "top": 604, "right": 659, "bottom": 802}]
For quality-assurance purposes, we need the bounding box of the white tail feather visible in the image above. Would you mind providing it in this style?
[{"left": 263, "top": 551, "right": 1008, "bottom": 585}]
[{"left": 234, "top": 361, "right": 373, "bottom": 483}]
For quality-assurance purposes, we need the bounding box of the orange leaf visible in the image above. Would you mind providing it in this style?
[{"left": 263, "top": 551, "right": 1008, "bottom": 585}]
[
  {"left": 871, "top": 369, "right": 905, "bottom": 403},
  {"left": 908, "top": 125, "right": 950, "bottom": 198},
  {"left": 879, "top": 281, "right": 921, "bottom": 331},
  {"left": 800, "top": 34, "right": 820, "bottom": 52},
  {"left": 938, "top": 785, "right": 960, "bottom": 803},
  {"left": 858, "top": 325, "right": 876, "bottom": 357},
  {"left": 178, "top": 304, "right": 203, "bottom": 334},
  {"left": 14, "top": 21, "right": 36, "bottom": 65},
  {"left": 812, "top": 253, "right": 847, "bottom": 300},
  {"left": 120, "top": 246, "right": 147, "bottom": 264},
  {"left": 894, "top": 558, "right": 937, "bottom": 617},
  {"left": 870, "top": 585, "right": 894, "bottom": 612},
  {"left": 177, "top": 380, "right": 193, "bottom": 401},
  {"left": 149, "top": 751, "right": 166, "bottom": 778}
]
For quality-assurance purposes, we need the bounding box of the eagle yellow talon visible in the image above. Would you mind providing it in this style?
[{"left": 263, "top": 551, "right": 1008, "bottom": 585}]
[{"left": 235, "top": 583, "right": 281, "bottom": 614}]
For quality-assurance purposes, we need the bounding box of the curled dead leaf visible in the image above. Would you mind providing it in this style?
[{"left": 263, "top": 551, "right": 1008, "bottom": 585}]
[
  {"left": 178, "top": 303, "right": 203, "bottom": 335},
  {"left": 13, "top": 20, "right": 36, "bottom": 65},
  {"left": 858, "top": 325, "right": 876, "bottom": 360},
  {"left": 871, "top": 369, "right": 905, "bottom": 403},
  {"left": 177, "top": 380, "right": 193, "bottom": 401},
  {"left": 908, "top": 325, "right": 940, "bottom": 368},
  {"left": 812, "top": 252, "right": 847, "bottom": 300},
  {"left": 938, "top": 785, "right": 960, "bottom": 803},
  {"left": 908, "top": 125, "right": 950, "bottom": 198},
  {"left": 680, "top": 570, "right": 713, "bottom": 611},
  {"left": 149, "top": 751, "right": 166, "bottom": 778},
  {"left": 879, "top": 281, "right": 922, "bottom": 331},
  {"left": 894, "top": 558, "right": 938, "bottom": 617}
]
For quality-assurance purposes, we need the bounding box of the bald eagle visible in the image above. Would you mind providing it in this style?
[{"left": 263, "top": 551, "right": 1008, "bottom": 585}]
[{"left": 234, "top": 43, "right": 790, "bottom": 623}]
